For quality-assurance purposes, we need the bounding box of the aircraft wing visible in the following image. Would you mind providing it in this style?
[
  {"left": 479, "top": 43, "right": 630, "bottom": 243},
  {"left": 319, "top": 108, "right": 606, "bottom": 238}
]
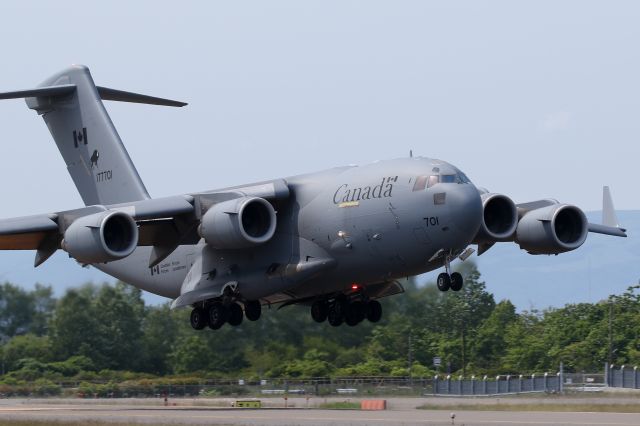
[
  {"left": 0, "top": 179, "right": 290, "bottom": 267},
  {"left": 478, "top": 186, "right": 626, "bottom": 256},
  {"left": 0, "top": 197, "right": 198, "bottom": 266}
]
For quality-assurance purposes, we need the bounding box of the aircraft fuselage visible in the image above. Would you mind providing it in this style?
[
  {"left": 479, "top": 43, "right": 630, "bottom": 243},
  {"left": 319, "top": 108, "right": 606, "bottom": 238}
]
[{"left": 98, "top": 157, "right": 483, "bottom": 303}]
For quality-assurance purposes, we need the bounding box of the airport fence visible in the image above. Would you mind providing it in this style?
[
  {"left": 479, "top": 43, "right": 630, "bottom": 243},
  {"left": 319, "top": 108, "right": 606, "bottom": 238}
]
[
  {"left": 1, "top": 369, "right": 610, "bottom": 398},
  {"left": 605, "top": 363, "right": 640, "bottom": 389},
  {"left": 49, "top": 377, "right": 434, "bottom": 398}
]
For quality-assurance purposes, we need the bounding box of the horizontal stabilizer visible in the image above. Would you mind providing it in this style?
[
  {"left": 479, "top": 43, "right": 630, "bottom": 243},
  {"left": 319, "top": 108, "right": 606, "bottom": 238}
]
[
  {"left": 0, "top": 84, "right": 76, "bottom": 100},
  {"left": 0, "top": 83, "right": 185, "bottom": 107},
  {"left": 96, "top": 86, "right": 187, "bottom": 107}
]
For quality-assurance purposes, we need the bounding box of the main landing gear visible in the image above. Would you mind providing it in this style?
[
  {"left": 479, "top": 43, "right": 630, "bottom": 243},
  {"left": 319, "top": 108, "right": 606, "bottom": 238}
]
[
  {"left": 311, "top": 298, "right": 382, "bottom": 327},
  {"left": 190, "top": 300, "right": 262, "bottom": 330},
  {"left": 436, "top": 254, "right": 464, "bottom": 292}
]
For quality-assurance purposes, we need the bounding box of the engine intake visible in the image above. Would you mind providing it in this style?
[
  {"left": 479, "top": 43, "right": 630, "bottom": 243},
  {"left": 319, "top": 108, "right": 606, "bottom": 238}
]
[
  {"left": 199, "top": 197, "right": 277, "bottom": 249},
  {"left": 474, "top": 193, "right": 518, "bottom": 243},
  {"left": 62, "top": 211, "right": 138, "bottom": 264},
  {"left": 515, "top": 204, "right": 588, "bottom": 254}
]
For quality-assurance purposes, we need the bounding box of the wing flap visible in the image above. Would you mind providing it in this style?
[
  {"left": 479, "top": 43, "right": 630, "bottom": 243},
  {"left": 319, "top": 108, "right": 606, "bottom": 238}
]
[
  {"left": 0, "top": 232, "right": 50, "bottom": 250},
  {"left": 0, "top": 214, "right": 58, "bottom": 250}
]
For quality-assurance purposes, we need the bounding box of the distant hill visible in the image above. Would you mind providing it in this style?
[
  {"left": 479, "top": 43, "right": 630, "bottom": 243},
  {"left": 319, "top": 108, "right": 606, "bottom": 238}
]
[{"left": 0, "top": 211, "right": 637, "bottom": 309}]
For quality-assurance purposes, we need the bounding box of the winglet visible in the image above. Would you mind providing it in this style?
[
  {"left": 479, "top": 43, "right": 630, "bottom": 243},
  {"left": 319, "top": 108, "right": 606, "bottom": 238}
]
[
  {"left": 587, "top": 186, "right": 626, "bottom": 237},
  {"left": 602, "top": 186, "right": 619, "bottom": 227}
]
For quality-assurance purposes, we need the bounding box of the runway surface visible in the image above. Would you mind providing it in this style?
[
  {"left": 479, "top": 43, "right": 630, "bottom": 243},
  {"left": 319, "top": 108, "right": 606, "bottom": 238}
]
[{"left": 0, "top": 401, "right": 639, "bottom": 426}]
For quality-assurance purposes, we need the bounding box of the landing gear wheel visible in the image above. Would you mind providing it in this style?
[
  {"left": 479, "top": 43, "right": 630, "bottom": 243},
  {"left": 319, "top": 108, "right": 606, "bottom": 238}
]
[
  {"left": 228, "top": 303, "right": 244, "bottom": 326},
  {"left": 450, "top": 272, "right": 463, "bottom": 292},
  {"left": 244, "top": 300, "right": 261, "bottom": 321},
  {"left": 327, "top": 302, "right": 344, "bottom": 327},
  {"left": 190, "top": 307, "right": 207, "bottom": 330},
  {"left": 366, "top": 300, "right": 382, "bottom": 323},
  {"left": 437, "top": 273, "right": 451, "bottom": 292},
  {"left": 311, "top": 301, "right": 328, "bottom": 323},
  {"left": 207, "top": 302, "right": 228, "bottom": 330},
  {"left": 345, "top": 301, "right": 366, "bottom": 326}
]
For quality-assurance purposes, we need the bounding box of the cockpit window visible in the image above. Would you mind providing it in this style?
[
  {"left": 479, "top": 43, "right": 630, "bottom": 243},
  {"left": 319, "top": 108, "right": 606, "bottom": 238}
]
[
  {"left": 413, "top": 175, "right": 428, "bottom": 191},
  {"left": 418, "top": 172, "right": 470, "bottom": 190}
]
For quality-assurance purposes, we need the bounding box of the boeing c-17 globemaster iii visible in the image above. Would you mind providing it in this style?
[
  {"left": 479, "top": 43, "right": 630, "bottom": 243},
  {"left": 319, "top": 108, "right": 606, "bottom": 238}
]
[{"left": 0, "top": 66, "right": 628, "bottom": 330}]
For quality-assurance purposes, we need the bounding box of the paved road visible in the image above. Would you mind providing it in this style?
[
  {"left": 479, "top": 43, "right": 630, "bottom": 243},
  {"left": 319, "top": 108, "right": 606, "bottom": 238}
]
[{"left": 0, "top": 403, "right": 638, "bottom": 426}]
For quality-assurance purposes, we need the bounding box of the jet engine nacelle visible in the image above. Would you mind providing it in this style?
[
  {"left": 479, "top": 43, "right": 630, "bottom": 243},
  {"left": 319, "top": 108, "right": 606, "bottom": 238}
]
[
  {"left": 62, "top": 211, "right": 139, "bottom": 264},
  {"left": 515, "top": 204, "right": 588, "bottom": 254},
  {"left": 474, "top": 193, "right": 518, "bottom": 242},
  {"left": 199, "top": 197, "right": 277, "bottom": 249}
]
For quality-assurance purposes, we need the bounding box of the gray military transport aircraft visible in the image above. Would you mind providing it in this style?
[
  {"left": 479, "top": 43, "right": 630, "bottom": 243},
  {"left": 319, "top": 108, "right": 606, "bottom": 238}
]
[{"left": 0, "top": 65, "right": 628, "bottom": 330}]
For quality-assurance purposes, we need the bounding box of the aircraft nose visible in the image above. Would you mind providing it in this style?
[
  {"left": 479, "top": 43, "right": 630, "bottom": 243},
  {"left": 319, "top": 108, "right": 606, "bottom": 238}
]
[{"left": 446, "top": 185, "right": 483, "bottom": 244}]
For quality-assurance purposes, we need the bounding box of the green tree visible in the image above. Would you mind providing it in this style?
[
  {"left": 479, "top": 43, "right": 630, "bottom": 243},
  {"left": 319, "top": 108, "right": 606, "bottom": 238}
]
[
  {"left": 1, "top": 334, "right": 52, "bottom": 372},
  {"left": 140, "top": 304, "right": 180, "bottom": 375},
  {"left": 0, "top": 283, "right": 54, "bottom": 340},
  {"left": 470, "top": 300, "right": 517, "bottom": 374},
  {"left": 50, "top": 285, "right": 104, "bottom": 367},
  {"left": 93, "top": 282, "right": 145, "bottom": 370},
  {"left": 501, "top": 310, "right": 548, "bottom": 372}
]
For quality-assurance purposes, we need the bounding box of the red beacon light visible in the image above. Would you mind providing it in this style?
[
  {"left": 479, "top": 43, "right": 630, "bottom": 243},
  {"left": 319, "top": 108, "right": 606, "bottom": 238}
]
[{"left": 351, "top": 284, "right": 360, "bottom": 291}]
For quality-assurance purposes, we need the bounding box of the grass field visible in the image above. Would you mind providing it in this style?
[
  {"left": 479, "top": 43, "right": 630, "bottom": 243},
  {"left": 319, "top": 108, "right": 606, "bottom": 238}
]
[{"left": 318, "top": 401, "right": 361, "bottom": 409}]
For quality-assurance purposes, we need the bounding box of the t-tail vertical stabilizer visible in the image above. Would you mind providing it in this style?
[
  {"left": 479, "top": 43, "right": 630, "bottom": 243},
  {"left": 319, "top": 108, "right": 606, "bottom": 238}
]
[{"left": 0, "top": 65, "right": 186, "bottom": 206}]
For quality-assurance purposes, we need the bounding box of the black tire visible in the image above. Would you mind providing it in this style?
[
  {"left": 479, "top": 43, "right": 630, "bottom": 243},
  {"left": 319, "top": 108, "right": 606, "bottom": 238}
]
[
  {"left": 333, "top": 297, "right": 347, "bottom": 317},
  {"left": 351, "top": 301, "right": 366, "bottom": 324},
  {"left": 345, "top": 304, "right": 359, "bottom": 327},
  {"left": 190, "top": 307, "right": 207, "bottom": 330},
  {"left": 244, "top": 300, "right": 261, "bottom": 321},
  {"left": 437, "top": 273, "right": 451, "bottom": 292},
  {"left": 327, "top": 303, "right": 343, "bottom": 327},
  {"left": 450, "top": 272, "right": 463, "bottom": 292},
  {"left": 207, "top": 302, "right": 228, "bottom": 330},
  {"left": 311, "top": 300, "right": 328, "bottom": 323},
  {"left": 228, "top": 303, "right": 244, "bottom": 326},
  {"left": 366, "top": 300, "right": 382, "bottom": 323}
]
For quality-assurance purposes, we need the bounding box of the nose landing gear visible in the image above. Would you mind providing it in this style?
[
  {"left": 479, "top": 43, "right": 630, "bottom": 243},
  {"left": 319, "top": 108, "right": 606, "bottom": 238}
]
[{"left": 436, "top": 254, "right": 464, "bottom": 292}]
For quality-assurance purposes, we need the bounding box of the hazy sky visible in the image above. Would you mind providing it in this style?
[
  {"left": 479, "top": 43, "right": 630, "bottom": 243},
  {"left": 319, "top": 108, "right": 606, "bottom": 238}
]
[{"left": 0, "top": 2, "right": 638, "bottom": 305}]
